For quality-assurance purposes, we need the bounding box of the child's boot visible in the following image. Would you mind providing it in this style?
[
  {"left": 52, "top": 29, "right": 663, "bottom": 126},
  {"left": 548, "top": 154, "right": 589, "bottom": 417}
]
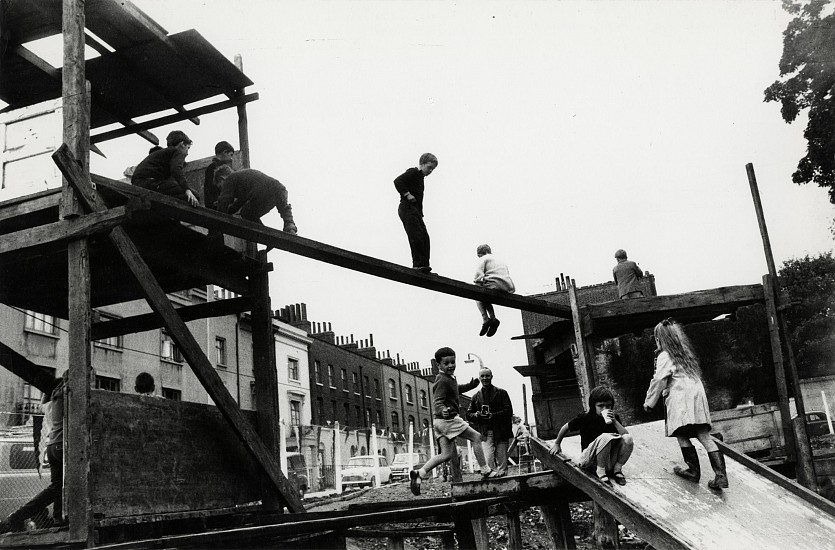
[
  {"left": 673, "top": 446, "right": 700, "bottom": 482},
  {"left": 707, "top": 451, "right": 729, "bottom": 490}
]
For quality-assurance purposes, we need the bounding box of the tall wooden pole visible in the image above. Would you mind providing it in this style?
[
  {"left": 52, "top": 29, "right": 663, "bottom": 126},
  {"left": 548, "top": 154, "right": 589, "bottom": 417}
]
[
  {"left": 746, "top": 163, "right": 816, "bottom": 488},
  {"left": 62, "top": 0, "right": 93, "bottom": 542},
  {"left": 234, "top": 54, "right": 251, "bottom": 169},
  {"left": 569, "top": 282, "right": 595, "bottom": 407}
]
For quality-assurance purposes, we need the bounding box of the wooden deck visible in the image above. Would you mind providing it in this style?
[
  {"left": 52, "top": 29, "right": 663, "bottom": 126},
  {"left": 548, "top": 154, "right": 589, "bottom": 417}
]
[{"left": 553, "top": 420, "right": 835, "bottom": 549}]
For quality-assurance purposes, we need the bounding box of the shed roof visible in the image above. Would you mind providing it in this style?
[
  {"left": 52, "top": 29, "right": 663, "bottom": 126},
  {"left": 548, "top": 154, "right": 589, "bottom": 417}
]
[{"left": 0, "top": 0, "right": 253, "bottom": 135}]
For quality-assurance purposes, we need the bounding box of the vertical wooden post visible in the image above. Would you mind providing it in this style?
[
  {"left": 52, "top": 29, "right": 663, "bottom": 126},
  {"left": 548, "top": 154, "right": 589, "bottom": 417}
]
[
  {"left": 250, "top": 250, "right": 281, "bottom": 509},
  {"left": 541, "top": 502, "right": 577, "bottom": 550},
  {"left": 569, "top": 282, "right": 595, "bottom": 406},
  {"left": 62, "top": 0, "right": 92, "bottom": 543},
  {"left": 763, "top": 274, "right": 797, "bottom": 462},
  {"left": 469, "top": 515, "right": 490, "bottom": 550},
  {"left": 747, "top": 163, "right": 815, "bottom": 486},
  {"left": 440, "top": 530, "right": 456, "bottom": 550},
  {"left": 592, "top": 503, "right": 619, "bottom": 550},
  {"left": 386, "top": 535, "right": 405, "bottom": 550},
  {"left": 506, "top": 510, "right": 523, "bottom": 550},
  {"left": 453, "top": 513, "right": 478, "bottom": 550},
  {"left": 234, "top": 54, "right": 251, "bottom": 169}
]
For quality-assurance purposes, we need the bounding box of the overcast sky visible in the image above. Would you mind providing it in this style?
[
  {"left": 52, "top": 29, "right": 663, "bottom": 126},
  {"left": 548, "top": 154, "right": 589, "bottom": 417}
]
[{"left": 90, "top": 0, "right": 835, "bottom": 421}]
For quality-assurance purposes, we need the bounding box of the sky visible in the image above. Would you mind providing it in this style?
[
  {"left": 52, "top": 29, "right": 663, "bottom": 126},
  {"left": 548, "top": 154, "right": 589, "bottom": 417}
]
[{"left": 88, "top": 0, "right": 835, "bottom": 422}]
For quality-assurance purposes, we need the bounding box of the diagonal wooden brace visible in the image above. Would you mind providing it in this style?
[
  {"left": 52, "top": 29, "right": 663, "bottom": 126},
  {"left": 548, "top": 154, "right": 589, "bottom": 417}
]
[{"left": 52, "top": 144, "right": 304, "bottom": 513}]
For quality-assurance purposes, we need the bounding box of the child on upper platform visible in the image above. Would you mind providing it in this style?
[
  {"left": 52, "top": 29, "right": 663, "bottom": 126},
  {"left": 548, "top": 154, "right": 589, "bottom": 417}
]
[{"left": 549, "top": 386, "right": 633, "bottom": 485}]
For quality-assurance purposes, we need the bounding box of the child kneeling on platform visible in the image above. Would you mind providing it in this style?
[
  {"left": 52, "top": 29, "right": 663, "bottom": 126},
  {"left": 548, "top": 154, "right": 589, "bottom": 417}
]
[{"left": 549, "top": 386, "right": 633, "bottom": 485}]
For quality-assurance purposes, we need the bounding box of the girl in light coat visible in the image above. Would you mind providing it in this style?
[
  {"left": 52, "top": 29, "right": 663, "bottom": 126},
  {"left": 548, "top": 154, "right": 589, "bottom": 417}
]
[{"left": 643, "top": 318, "right": 728, "bottom": 490}]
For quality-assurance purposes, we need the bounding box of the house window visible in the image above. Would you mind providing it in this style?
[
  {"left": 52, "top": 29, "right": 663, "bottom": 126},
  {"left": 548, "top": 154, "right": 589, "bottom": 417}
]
[
  {"left": 376, "top": 410, "right": 382, "bottom": 426},
  {"left": 364, "top": 376, "right": 371, "bottom": 397},
  {"left": 391, "top": 412, "right": 400, "bottom": 433},
  {"left": 24, "top": 311, "right": 57, "bottom": 335},
  {"left": 366, "top": 408, "right": 371, "bottom": 426},
  {"left": 314, "top": 361, "right": 322, "bottom": 385},
  {"left": 93, "top": 312, "right": 122, "bottom": 349},
  {"left": 355, "top": 406, "right": 362, "bottom": 426},
  {"left": 408, "top": 415, "right": 415, "bottom": 429},
  {"left": 161, "top": 330, "right": 183, "bottom": 363},
  {"left": 352, "top": 372, "right": 359, "bottom": 394},
  {"left": 290, "top": 400, "right": 301, "bottom": 426},
  {"left": 288, "top": 358, "right": 299, "bottom": 381},
  {"left": 316, "top": 397, "right": 324, "bottom": 422},
  {"left": 331, "top": 400, "right": 338, "bottom": 422},
  {"left": 162, "top": 387, "right": 181, "bottom": 401},
  {"left": 419, "top": 390, "right": 428, "bottom": 408},
  {"left": 405, "top": 384, "right": 414, "bottom": 404},
  {"left": 344, "top": 403, "right": 350, "bottom": 425},
  {"left": 388, "top": 379, "right": 397, "bottom": 400},
  {"left": 375, "top": 379, "right": 381, "bottom": 399},
  {"left": 327, "top": 365, "right": 335, "bottom": 388},
  {"left": 341, "top": 368, "right": 348, "bottom": 392},
  {"left": 422, "top": 418, "right": 430, "bottom": 430},
  {"left": 215, "top": 337, "right": 227, "bottom": 366},
  {"left": 96, "top": 376, "right": 121, "bottom": 392}
]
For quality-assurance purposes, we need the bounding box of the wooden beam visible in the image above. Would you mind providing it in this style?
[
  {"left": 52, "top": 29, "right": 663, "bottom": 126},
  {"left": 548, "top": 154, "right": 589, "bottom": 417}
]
[
  {"left": 90, "top": 92, "right": 260, "bottom": 143},
  {"left": 569, "top": 283, "right": 595, "bottom": 406},
  {"left": 540, "top": 502, "right": 577, "bottom": 550},
  {"left": 529, "top": 437, "right": 691, "bottom": 550},
  {"left": 89, "top": 175, "right": 572, "bottom": 318},
  {"left": 53, "top": 144, "right": 305, "bottom": 514},
  {"left": 0, "top": 206, "right": 129, "bottom": 255},
  {"left": 763, "top": 274, "right": 796, "bottom": 463},
  {"left": 506, "top": 510, "right": 523, "bottom": 550},
  {"left": 234, "top": 55, "right": 251, "bottom": 169},
  {"left": 0, "top": 189, "right": 61, "bottom": 222},
  {"left": 0, "top": 340, "right": 58, "bottom": 392},
  {"left": 91, "top": 296, "right": 254, "bottom": 340},
  {"left": 62, "top": 1, "right": 93, "bottom": 542},
  {"left": 250, "top": 250, "right": 282, "bottom": 510}
]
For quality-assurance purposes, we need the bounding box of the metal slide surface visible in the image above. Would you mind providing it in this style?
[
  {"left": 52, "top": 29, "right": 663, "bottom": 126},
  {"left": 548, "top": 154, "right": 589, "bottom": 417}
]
[{"left": 557, "top": 420, "right": 835, "bottom": 549}]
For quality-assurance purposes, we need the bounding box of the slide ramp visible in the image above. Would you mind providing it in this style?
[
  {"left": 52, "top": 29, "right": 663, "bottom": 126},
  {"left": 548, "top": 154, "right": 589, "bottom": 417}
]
[{"left": 548, "top": 420, "right": 835, "bottom": 549}]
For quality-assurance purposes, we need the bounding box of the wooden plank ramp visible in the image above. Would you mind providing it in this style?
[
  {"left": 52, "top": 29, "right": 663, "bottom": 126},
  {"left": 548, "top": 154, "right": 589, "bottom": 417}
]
[{"left": 543, "top": 420, "right": 835, "bottom": 550}]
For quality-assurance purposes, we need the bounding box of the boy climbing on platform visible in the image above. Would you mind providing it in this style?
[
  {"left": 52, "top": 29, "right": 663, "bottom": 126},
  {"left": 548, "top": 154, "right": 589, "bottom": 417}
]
[
  {"left": 549, "top": 386, "right": 633, "bottom": 485},
  {"left": 644, "top": 318, "right": 728, "bottom": 490},
  {"left": 216, "top": 168, "right": 297, "bottom": 234},
  {"left": 394, "top": 153, "right": 437, "bottom": 273},
  {"left": 473, "top": 244, "right": 515, "bottom": 337},
  {"left": 409, "top": 347, "right": 497, "bottom": 495}
]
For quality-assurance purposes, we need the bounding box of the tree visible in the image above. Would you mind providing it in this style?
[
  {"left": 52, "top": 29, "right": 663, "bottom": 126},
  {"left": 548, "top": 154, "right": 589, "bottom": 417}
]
[
  {"left": 764, "top": 0, "right": 835, "bottom": 202},
  {"left": 779, "top": 252, "right": 835, "bottom": 378}
]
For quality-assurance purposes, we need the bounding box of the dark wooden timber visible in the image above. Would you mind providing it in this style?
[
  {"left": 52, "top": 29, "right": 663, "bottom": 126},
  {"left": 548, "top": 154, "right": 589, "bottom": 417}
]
[
  {"left": 91, "top": 92, "right": 259, "bottom": 143},
  {"left": 89, "top": 174, "right": 572, "bottom": 318},
  {"left": 53, "top": 144, "right": 304, "bottom": 514},
  {"left": 0, "top": 341, "right": 59, "bottom": 392},
  {"left": 0, "top": 206, "right": 129, "bottom": 255},
  {"left": 91, "top": 296, "right": 254, "bottom": 340}
]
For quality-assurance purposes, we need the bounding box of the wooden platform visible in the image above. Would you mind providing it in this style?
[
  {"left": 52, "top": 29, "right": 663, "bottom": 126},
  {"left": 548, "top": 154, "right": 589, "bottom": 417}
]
[{"left": 554, "top": 420, "right": 835, "bottom": 549}]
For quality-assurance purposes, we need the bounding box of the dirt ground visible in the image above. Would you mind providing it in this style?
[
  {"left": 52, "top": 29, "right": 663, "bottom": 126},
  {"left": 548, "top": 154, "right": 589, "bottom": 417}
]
[{"left": 306, "top": 473, "right": 647, "bottom": 550}]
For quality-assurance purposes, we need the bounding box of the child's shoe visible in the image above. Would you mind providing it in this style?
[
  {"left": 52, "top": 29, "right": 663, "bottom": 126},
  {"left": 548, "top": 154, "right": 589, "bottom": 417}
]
[
  {"left": 674, "top": 446, "right": 701, "bottom": 482},
  {"left": 612, "top": 471, "right": 626, "bottom": 486},
  {"left": 479, "top": 321, "right": 491, "bottom": 336},
  {"left": 485, "top": 318, "right": 501, "bottom": 337},
  {"left": 707, "top": 451, "right": 729, "bottom": 490},
  {"left": 409, "top": 470, "right": 422, "bottom": 495}
]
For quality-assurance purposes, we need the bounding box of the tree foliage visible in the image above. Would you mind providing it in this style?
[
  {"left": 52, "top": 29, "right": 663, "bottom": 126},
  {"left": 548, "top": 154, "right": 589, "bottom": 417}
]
[
  {"left": 779, "top": 252, "right": 835, "bottom": 378},
  {"left": 765, "top": 0, "right": 835, "bottom": 202}
]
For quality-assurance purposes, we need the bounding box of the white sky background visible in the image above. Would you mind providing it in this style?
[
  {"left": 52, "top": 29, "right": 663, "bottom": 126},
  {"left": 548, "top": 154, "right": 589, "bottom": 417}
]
[{"left": 90, "top": 0, "right": 835, "bottom": 421}]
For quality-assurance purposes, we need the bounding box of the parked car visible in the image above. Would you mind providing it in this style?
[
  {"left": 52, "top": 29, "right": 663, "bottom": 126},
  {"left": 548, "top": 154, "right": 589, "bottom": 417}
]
[
  {"left": 340, "top": 455, "right": 391, "bottom": 489},
  {"left": 0, "top": 430, "right": 51, "bottom": 527},
  {"left": 286, "top": 452, "right": 309, "bottom": 498},
  {"left": 806, "top": 411, "right": 833, "bottom": 437},
  {"left": 390, "top": 452, "right": 428, "bottom": 482}
]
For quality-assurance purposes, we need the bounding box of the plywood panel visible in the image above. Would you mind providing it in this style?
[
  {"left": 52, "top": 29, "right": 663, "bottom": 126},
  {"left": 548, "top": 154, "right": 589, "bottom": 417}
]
[{"left": 89, "top": 390, "right": 262, "bottom": 518}]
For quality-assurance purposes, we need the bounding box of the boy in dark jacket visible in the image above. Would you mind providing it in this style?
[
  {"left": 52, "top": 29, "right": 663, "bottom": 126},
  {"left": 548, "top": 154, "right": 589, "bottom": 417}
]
[
  {"left": 394, "top": 153, "right": 438, "bottom": 273},
  {"left": 216, "top": 168, "right": 297, "bottom": 234},
  {"left": 203, "top": 140, "right": 235, "bottom": 210},
  {"left": 131, "top": 130, "right": 198, "bottom": 206}
]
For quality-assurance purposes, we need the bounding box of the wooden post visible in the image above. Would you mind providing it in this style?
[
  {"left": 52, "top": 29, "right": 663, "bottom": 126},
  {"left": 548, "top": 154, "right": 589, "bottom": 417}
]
[
  {"left": 763, "top": 274, "right": 797, "bottom": 462},
  {"left": 250, "top": 249, "right": 282, "bottom": 509},
  {"left": 234, "top": 54, "right": 251, "bottom": 169},
  {"left": 452, "top": 514, "right": 478, "bottom": 549},
  {"left": 569, "top": 282, "right": 595, "bottom": 406},
  {"left": 506, "top": 509, "right": 523, "bottom": 550},
  {"left": 386, "top": 535, "right": 405, "bottom": 550},
  {"left": 450, "top": 445, "right": 464, "bottom": 482},
  {"left": 747, "top": 164, "right": 815, "bottom": 486},
  {"left": 62, "top": 0, "right": 93, "bottom": 543},
  {"left": 541, "top": 502, "right": 577, "bottom": 550},
  {"left": 593, "top": 503, "right": 619, "bottom": 550},
  {"left": 440, "top": 530, "right": 456, "bottom": 550}
]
